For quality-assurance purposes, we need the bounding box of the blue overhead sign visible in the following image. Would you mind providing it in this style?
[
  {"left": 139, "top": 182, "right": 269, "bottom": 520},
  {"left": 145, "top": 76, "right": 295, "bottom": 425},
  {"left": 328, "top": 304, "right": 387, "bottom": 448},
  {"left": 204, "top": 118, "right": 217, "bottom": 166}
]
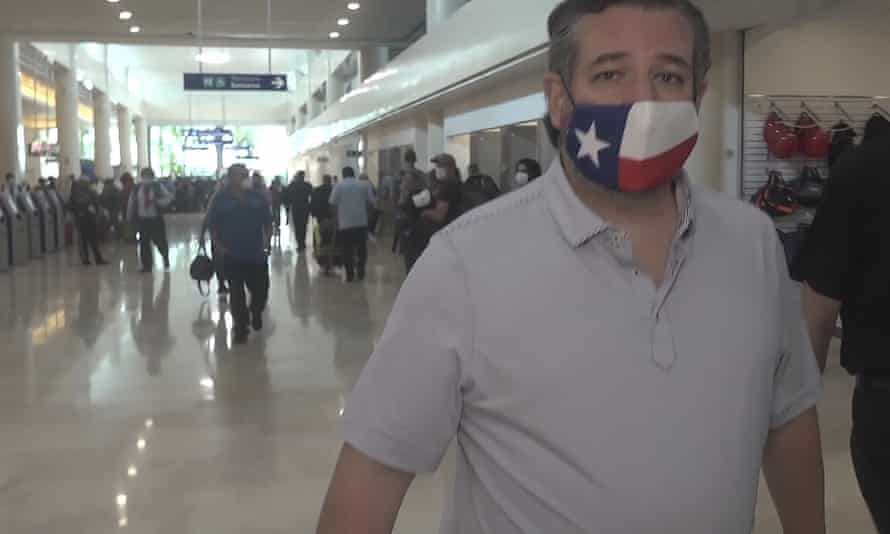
[{"left": 183, "top": 73, "right": 288, "bottom": 92}]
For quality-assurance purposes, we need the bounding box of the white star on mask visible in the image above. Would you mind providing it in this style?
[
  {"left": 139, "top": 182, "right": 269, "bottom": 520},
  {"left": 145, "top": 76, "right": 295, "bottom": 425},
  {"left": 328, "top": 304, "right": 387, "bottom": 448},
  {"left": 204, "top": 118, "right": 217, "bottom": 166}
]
[{"left": 575, "top": 121, "right": 611, "bottom": 168}]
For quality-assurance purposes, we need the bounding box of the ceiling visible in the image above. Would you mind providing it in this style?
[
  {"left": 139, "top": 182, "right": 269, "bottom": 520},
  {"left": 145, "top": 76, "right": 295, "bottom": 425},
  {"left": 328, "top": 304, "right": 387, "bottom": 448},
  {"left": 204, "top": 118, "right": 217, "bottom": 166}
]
[{"left": 5, "top": 0, "right": 425, "bottom": 48}]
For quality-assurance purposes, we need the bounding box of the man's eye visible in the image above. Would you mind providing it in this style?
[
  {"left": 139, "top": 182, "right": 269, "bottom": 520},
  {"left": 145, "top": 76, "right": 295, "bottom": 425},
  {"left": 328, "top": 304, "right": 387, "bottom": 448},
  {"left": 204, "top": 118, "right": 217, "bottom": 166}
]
[
  {"left": 655, "top": 72, "right": 685, "bottom": 85},
  {"left": 593, "top": 71, "right": 624, "bottom": 82}
]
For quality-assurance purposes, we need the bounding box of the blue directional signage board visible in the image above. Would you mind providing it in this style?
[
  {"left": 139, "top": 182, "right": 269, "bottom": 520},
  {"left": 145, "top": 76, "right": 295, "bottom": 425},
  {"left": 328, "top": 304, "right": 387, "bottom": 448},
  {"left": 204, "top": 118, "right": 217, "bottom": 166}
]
[{"left": 183, "top": 73, "right": 288, "bottom": 92}]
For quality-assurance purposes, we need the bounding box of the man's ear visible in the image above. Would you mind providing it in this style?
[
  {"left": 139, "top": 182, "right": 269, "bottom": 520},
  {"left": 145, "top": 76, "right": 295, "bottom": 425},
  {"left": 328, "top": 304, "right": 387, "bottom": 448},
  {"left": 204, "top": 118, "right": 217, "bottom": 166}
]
[
  {"left": 694, "top": 80, "right": 709, "bottom": 110},
  {"left": 543, "top": 72, "right": 571, "bottom": 132}
]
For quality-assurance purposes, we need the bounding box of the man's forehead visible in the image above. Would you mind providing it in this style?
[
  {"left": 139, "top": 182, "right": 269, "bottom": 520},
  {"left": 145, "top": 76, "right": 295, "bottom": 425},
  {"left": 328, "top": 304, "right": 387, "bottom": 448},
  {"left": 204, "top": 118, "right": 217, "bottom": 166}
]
[{"left": 573, "top": 6, "right": 695, "bottom": 63}]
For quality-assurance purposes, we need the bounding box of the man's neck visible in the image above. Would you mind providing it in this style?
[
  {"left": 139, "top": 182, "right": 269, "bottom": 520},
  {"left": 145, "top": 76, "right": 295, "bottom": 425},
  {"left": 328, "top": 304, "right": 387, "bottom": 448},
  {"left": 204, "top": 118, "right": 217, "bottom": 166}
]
[{"left": 561, "top": 152, "right": 678, "bottom": 234}]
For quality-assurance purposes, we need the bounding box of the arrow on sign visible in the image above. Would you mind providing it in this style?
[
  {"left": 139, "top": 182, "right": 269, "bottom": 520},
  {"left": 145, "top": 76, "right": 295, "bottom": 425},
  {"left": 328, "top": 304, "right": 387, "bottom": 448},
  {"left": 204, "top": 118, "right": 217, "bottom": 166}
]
[{"left": 272, "top": 77, "right": 285, "bottom": 89}]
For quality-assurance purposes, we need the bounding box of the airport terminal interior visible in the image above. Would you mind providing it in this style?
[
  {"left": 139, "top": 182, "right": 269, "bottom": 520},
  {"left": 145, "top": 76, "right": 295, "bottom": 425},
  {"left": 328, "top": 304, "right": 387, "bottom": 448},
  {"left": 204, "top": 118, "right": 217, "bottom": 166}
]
[{"left": 1, "top": 0, "right": 890, "bottom": 532}]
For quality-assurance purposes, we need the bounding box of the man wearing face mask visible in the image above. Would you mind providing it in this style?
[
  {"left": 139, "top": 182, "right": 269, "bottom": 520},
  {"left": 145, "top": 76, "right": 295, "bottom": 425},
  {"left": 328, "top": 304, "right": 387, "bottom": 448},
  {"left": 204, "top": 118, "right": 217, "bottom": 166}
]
[
  {"left": 318, "top": 2, "right": 824, "bottom": 533},
  {"left": 206, "top": 164, "right": 272, "bottom": 344}
]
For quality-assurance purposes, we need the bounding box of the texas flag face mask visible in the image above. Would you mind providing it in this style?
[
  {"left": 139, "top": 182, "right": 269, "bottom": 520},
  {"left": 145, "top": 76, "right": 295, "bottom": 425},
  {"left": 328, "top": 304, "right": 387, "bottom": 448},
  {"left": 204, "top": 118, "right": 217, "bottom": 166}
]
[{"left": 564, "top": 101, "right": 699, "bottom": 193}]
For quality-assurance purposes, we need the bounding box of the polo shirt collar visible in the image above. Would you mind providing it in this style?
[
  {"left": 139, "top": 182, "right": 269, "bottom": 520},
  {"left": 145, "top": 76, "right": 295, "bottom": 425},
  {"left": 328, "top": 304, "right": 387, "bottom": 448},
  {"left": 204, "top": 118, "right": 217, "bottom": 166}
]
[{"left": 545, "top": 159, "right": 697, "bottom": 249}]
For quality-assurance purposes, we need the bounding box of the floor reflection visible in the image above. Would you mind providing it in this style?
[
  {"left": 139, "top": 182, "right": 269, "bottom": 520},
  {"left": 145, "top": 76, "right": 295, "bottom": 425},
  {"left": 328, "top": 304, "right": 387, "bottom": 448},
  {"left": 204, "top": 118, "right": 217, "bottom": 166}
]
[{"left": 130, "top": 272, "right": 174, "bottom": 375}]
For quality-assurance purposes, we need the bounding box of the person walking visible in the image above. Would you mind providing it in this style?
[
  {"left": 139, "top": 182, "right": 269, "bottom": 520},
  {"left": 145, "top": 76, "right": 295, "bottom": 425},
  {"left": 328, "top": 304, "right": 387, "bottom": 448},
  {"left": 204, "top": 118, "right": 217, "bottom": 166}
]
[
  {"left": 317, "top": 1, "right": 824, "bottom": 533},
  {"left": 128, "top": 168, "right": 172, "bottom": 272},
  {"left": 793, "top": 126, "right": 890, "bottom": 532},
  {"left": 329, "top": 166, "right": 376, "bottom": 282},
  {"left": 201, "top": 179, "right": 230, "bottom": 301},
  {"left": 206, "top": 164, "right": 273, "bottom": 345},
  {"left": 286, "top": 171, "right": 313, "bottom": 251},
  {"left": 69, "top": 176, "right": 107, "bottom": 266},
  {"left": 311, "top": 175, "right": 336, "bottom": 275}
]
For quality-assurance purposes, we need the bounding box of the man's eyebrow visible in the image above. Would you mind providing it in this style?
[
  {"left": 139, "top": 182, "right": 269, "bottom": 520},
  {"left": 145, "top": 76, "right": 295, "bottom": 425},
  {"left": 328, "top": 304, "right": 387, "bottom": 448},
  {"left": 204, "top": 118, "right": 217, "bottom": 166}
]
[
  {"left": 656, "top": 53, "right": 693, "bottom": 69},
  {"left": 587, "top": 51, "right": 630, "bottom": 66}
]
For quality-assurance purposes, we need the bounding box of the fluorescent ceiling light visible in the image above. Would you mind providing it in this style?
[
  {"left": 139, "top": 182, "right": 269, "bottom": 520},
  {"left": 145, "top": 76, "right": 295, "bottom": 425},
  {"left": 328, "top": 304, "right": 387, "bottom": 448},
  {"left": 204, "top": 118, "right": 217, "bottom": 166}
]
[
  {"left": 83, "top": 80, "right": 94, "bottom": 91},
  {"left": 119, "top": 10, "right": 133, "bottom": 20},
  {"left": 337, "top": 18, "right": 350, "bottom": 26},
  {"left": 129, "top": 25, "right": 141, "bottom": 33},
  {"left": 195, "top": 50, "right": 230, "bottom": 65},
  {"left": 107, "top": 0, "right": 120, "bottom": 3},
  {"left": 329, "top": 31, "right": 340, "bottom": 39},
  {"left": 347, "top": 2, "right": 360, "bottom": 10}
]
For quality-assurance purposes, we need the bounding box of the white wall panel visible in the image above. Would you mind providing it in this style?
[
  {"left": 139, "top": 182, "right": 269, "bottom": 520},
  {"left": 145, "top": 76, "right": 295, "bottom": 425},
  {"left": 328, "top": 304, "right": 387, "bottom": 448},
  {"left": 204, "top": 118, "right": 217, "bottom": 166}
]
[
  {"left": 745, "top": 0, "right": 890, "bottom": 96},
  {"left": 444, "top": 73, "right": 543, "bottom": 136}
]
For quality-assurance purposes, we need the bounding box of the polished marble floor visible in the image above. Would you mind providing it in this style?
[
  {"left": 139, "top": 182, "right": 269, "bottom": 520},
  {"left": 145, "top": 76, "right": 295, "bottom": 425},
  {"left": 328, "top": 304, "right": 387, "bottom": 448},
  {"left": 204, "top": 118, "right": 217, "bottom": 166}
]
[{"left": 0, "top": 215, "right": 876, "bottom": 533}]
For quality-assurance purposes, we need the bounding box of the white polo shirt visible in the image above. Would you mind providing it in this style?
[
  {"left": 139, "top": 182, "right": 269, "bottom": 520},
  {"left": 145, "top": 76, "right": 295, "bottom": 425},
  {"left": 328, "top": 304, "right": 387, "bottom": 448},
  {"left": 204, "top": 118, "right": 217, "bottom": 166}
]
[{"left": 343, "top": 160, "right": 821, "bottom": 534}]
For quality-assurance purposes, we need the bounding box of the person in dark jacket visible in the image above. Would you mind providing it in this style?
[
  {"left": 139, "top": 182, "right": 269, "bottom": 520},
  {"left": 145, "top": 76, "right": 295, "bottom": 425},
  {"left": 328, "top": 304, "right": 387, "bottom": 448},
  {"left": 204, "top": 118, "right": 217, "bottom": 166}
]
[
  {"left": 100, "top": 178, "right": 122, "bottom": 238},
  {"left": 400, "top": 154, "right": 465, "bottom": 273},
  {"left": 69, "top": 177, "right": 107, "bottom": 265},
  {"left": 463, "top": 163, "right": 501, "bottom": 210},
  {"left": 286, "top": 171, "right": 314, "bottom": 250},
  {"left": 310, "top": 175, "right": 336, "bottom": 274}
]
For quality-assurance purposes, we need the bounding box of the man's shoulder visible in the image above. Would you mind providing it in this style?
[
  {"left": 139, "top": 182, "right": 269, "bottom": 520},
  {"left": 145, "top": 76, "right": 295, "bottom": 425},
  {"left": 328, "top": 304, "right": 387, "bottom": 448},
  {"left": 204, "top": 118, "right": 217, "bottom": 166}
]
[
  {"left": 438, "top": 179, "right": 549, "bottom": 249},
  {"left": 690, "top": 184, "right": 777, "bottom": 244}
]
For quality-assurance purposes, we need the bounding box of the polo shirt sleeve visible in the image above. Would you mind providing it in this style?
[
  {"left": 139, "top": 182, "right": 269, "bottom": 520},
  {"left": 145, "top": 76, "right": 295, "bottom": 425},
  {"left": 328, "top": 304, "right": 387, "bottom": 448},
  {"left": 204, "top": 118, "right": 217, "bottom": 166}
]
[
  {"left": 342, "top": 235, "right": 471, "bottom": 473},
  {"left": 790, "top": 163, "right": 854, "bottom": 300},
  {"left": 770, "top": 234, "right": 822, "bottom": 430}
]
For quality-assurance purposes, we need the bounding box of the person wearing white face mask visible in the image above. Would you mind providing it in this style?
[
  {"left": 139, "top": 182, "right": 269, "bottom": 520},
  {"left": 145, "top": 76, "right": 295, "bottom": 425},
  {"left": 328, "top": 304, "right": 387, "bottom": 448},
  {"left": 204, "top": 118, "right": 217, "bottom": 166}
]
[
  {"left": 512, "top": 158, "right": 543, "bottom": 189},
  {"left": 319, "top": 1, "right": 823, "bottom": 533},
  {"left": 127, "top": 168, "right": 173, "bottom": 273}
]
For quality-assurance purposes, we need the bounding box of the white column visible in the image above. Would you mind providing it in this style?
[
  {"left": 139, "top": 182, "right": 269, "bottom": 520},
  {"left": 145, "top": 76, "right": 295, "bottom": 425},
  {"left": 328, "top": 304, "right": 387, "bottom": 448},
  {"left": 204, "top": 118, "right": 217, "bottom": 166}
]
[
  {"left": 427, "top": 111, "right": 445, "bottom": 170},
  {"left": 683, "top": 30, "right": 743, "bottom": 195},
  {"left": 326, "top": 72, "right": 343, "bottom": 108},
  {"left": 718, "top": 31, "right": 744, "bottom": 198},
  {"left": 54, "top": 60, "right": 81, "bottom": 179},
  {"left": 359, "top": 47, "right": 389, "bottom": 82},
  {"left": 426, "top": 0, "right": 466, "bottom": 32},
  {"left": 117, "top": 105, "right": 133, "bottom": 175},
  {"left": 0, "top": 35, "right": 23, "bottom": 179},
  {"left": 134, "top": 115, "right": 148, "bottom": 171},
  {"left": 92, "top": 89, "right": 112, "bottom": 179}
]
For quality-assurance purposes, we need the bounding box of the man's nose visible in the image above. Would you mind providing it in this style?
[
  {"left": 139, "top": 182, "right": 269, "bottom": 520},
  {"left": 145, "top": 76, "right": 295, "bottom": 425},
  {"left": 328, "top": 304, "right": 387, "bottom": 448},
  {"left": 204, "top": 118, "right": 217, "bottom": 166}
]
[{"left": 627, "top": 74, "right": 657, "bottom": 102}]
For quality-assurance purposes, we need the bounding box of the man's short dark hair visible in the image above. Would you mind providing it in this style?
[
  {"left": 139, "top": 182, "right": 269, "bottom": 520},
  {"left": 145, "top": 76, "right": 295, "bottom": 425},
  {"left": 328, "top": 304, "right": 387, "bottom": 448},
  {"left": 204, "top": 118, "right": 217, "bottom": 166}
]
[
  {"left": 544, "top": 0, "right": 711, "bottom": 147},
  {"left": 342, "top": 166, "right": 356, "bottom": 178},
  {"left": 404, "top": 149, "right": 417, "bottom": 165}
]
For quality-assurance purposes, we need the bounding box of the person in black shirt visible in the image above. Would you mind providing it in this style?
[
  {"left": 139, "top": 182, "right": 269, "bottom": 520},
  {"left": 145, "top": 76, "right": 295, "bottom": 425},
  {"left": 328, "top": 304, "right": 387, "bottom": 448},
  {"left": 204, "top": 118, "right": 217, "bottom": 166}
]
[
  {"left": 399, "top": 153, "right": 465, "bottom": 272},
  {"left": 463, "top": 163, "right": 501, "bottom": 211},
  {"left": 792, "top": 130, "right": 890, "bottom": 533},
  {"left": 69, "top": 177, "right": 107, "bottom": 266},
  {"left": 286, "top": 171, "right": 314, "bottom": 251},
  {"left": 311, "top": 175, "right": 336, "bottom": 275}
]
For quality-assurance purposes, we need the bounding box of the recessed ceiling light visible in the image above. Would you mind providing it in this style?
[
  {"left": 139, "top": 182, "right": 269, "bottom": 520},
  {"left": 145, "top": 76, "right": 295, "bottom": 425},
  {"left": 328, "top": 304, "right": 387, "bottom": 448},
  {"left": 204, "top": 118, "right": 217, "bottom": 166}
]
[
  {"left": 337, "top": 18, "right": 350, "bottom": 26},
  {"left": 107, "top": 0, "right": 120, "bottom": 3},
  {"left": 347, "top": 2, "right": 360, "bottom": 10},
  {"left": 329, "top": 31, "right": 340, "bottom": 39},
  {"left": 119, "top": 10, "right": 133, "bottom": 20},
  {"left": 129, "top": 25, "right": 141, "bottom": 33}
]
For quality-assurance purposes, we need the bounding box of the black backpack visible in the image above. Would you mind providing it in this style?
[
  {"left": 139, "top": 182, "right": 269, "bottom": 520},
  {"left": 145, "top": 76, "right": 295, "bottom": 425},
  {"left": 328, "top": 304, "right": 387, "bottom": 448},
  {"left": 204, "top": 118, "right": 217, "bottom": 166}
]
[{"left": 189, "top": 242, "right": 215, "bottom": 296}]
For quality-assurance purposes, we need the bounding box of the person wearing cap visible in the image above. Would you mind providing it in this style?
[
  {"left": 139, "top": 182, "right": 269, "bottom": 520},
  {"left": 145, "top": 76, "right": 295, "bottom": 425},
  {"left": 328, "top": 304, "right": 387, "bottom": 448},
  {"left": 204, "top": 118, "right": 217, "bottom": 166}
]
[
  {"left": 398, "top": 153, "right": 465, "bottom": 272},
  {"left": 318, "top": 1, "right": 824, "bottom": 533}
]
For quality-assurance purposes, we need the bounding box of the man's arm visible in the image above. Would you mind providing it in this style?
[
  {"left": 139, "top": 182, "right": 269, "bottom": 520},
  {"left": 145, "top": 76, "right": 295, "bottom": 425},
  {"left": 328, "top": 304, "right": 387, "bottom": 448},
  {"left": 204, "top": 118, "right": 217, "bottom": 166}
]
[
  {"left": 317, "top": 444, "right": 415, "bottom": 534},
  {"left": 763, "top": 408, "right": 825, "bottom": 534},
  {"left": 801, "top": 284, "right": 841, "bottom": 373}
]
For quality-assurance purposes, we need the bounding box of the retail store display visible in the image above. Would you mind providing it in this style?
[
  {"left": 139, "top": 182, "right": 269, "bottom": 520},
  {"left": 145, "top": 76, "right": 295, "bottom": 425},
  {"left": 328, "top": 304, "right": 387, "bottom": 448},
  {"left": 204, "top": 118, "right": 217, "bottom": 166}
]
[
  {"left": 751, "top": 171, "right": 797, "bottom": 217},
  {"left": 789, "top": 166, "right": 826, "bottom": 208}
]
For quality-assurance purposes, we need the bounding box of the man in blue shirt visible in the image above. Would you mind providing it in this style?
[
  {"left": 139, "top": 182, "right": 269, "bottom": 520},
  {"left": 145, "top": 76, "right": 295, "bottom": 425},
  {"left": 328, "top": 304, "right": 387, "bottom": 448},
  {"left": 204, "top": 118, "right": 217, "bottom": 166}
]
[
  {"left": 207, "top": 164, "right": 273, "bottom": 344},
  {"left": 330, "top": 166, "right": 376, "bottom": 282}
]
